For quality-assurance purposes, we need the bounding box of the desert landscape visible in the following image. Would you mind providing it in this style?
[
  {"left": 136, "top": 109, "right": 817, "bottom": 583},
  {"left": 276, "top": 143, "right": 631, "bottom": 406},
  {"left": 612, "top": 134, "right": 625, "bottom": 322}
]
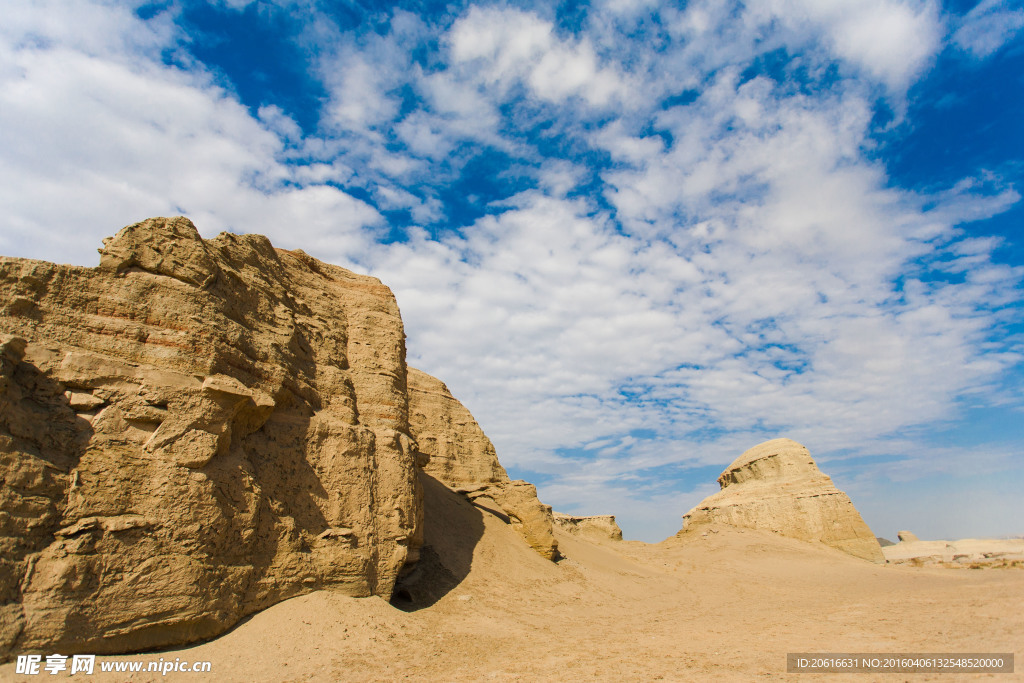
[
  {"left": 10, "top": 483, "right": 1019, "bottom": 682},
  {"left": 1, "top": 219, "right": 1020, "bottom": 681}
]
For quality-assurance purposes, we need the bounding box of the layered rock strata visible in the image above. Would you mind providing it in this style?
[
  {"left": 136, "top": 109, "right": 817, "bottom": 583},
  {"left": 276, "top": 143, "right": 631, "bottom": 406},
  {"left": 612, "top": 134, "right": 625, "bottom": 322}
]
[
  {"left": 681, "top": 438, "right": 884, "bottom": 562},
  {"left": 552, "top": 513, "right": 623, "bottom": 542},
  {"left": 407, "top": 367, "right": 558, "bottom": 560},
  {"left": 0, "top": 217, "right": 423, "bottom": 657}
]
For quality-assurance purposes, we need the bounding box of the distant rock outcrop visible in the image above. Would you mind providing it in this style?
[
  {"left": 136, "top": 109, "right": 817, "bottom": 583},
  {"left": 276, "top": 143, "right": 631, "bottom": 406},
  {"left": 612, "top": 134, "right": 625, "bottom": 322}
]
[
  {"left": 407, "top": 367, "right": 558, "bottom": 560},
  {"left": 883, "top": 537, "right": 1024, "bottom": 566},
  {"left": 553, "top": 513, "right": 623, "bottom": 542},
  {"left": 0, "top": 217, "right": 424, "bottom": 658},
  {"left": 680, "top": 438, "right": 884, "bottom": 562}
]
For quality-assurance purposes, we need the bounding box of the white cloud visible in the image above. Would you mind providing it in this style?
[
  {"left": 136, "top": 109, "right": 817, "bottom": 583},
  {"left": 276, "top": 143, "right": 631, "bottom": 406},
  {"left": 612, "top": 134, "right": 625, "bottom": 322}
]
[
  {"left": 420, "top": 71, "right": 505, "bottom": 141},
  {"left": 654, "top": 0, "right": 942, "bottom": 99},
  {"left": 953, "top": 0, "right": 1024, "bottom": 58},
  {"left": 0, "top": 0, "right": 179, "bottom": 64},
  {"left": 0, "top": 0, "right": 381, "bottom": 265},
  {"left": 536, "top": 159, "right": 586, "bottom": 197},
  {"left": 761, "top": 0, "right": 944, "bottom": 91},
  {"left": 449, "top": 6, "right": 630, "bottom": 106},
  {"left": 322, "top": 51, "right": 403, "bottom": 132},
  {"left": 258, "top": 105, "right": 303, "bottom": 143},
  {"left": 597, "top": 0, "right": 659, "bottom": 15}
]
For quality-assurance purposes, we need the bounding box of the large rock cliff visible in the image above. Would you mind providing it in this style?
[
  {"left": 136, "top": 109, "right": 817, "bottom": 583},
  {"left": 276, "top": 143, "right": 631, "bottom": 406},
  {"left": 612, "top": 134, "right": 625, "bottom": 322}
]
[
  {"left": 680, "top": 438, "right": 883, "bottom": 562},
  {"left": 0, "top": 217, "right": 423, "bottom": 657},
  {"left": 407, "top": 367, "right": 558, "bottom": 560}
]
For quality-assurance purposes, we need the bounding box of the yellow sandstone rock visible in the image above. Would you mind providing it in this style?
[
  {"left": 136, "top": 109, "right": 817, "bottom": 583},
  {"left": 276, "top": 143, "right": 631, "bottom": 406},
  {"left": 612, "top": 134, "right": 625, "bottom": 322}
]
[
  {"left": 552, "top": 513, "right": 623, "bottom": 542},
  {"left": 407, "top": 367, "right": 558, "bottom": 560},
  {"left": 681, "top": 438, "right": 884, "bottom": 562},
  {"left": 0, "top": 217, "right": 423, "bottom": 657}
]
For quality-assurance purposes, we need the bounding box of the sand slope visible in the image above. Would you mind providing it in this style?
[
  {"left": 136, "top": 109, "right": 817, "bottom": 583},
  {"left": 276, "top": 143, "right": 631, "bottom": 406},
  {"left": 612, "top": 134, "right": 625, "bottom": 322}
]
[{"left": 3, "top": 479, "right": 1021, "bottom": 682}]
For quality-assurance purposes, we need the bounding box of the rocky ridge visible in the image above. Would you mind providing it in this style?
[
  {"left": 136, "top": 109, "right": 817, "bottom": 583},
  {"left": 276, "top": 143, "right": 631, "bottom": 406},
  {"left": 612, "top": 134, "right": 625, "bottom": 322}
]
[
  {"left": 407, "top": 367, "right": 558, "bottom": 560},
  {"left": 680, "top": 438, "right": 884, "bottom": 562}
]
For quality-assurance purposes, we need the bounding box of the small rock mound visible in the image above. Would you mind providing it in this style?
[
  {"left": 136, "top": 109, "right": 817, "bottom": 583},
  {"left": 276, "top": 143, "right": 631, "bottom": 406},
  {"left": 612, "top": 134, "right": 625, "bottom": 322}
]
[
  {"left": 553, "top": 513, "right": 623, "bottom": 542},
  {"left": 680, "top": 438, "right": 883, "bottom": 562}
]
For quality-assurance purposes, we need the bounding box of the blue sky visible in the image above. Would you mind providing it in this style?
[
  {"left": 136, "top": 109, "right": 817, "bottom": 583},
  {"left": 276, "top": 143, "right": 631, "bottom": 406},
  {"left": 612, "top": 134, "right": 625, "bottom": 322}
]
[{"left": 2, "top": 0, "right": 1022, "bottom": 542}]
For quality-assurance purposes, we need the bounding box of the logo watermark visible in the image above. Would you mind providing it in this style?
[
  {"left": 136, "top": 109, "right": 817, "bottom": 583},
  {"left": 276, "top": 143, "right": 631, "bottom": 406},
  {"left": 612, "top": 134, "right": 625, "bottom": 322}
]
[{"left": 15, "top": 654, "right": 212, "bottom": 676}]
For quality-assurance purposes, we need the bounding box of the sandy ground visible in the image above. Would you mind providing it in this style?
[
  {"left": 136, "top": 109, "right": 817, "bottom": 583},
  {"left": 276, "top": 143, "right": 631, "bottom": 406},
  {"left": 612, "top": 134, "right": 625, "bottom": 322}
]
[{"left": 3, "top": 479, "right": 1021, "bottom": 682}]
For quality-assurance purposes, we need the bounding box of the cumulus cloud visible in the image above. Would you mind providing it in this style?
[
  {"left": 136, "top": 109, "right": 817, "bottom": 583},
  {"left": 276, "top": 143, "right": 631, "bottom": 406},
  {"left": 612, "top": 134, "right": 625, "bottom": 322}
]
[
  {"left": 449, "top": 6, "right": 630, "bottom": 106},
  {"left": 653, "top": 0, "right": 942, "bottom": 99},
  {"left": 766, "top": 0, "right": 944, "bottom": 91},
  {"left": 0, "top": 0, "right": 382, "bottom": 264}
]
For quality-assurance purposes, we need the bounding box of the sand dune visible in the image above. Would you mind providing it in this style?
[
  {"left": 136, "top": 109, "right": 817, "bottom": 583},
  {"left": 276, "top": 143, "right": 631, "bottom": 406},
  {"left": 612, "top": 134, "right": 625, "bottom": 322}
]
[{"left": 7, "top": 476, "right": 1018, "bottom": 682}]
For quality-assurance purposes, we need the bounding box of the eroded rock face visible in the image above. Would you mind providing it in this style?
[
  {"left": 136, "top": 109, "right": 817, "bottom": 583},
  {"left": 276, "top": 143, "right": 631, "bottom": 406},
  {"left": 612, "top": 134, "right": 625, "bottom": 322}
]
[
  {"left": 0, "top": 217, "right": 422, "bottom": 657},
  {"left": 680, "top": 438, "right": 883, "bottom": 562},
  {"left": 406, "top": 367, "right": 507, "bottom": 486},
  {"left": 552, "top": 513, "right": 623, "bottom": 542},
  {"left": 407, "top": 367, "right": 558, "bottom": 560}
]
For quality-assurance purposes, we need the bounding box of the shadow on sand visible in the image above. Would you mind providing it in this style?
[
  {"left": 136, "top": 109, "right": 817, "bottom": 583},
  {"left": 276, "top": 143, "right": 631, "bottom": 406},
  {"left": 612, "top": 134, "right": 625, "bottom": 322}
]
[{"left": 390, "top": 472, "right": 485, "bottom": 611}]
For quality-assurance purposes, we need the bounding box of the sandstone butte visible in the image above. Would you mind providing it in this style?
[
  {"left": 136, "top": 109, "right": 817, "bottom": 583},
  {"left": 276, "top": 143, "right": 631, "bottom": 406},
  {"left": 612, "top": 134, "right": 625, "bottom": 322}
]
[
  {"left": 0, "top": 216, "right": 557, "bottom": 660},
  {"left": 680, "top": 438, "right": 885, "bottom": 562}
]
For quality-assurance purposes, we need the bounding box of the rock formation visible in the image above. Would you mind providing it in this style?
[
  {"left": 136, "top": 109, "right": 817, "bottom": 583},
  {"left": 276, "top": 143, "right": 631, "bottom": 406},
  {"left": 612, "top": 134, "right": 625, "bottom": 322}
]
[
  {"left": 883, "top": 534, "right": 1024, "bottom": 566},
  {"left": 552, "top": 513, "right": 623, "bottom": 542},
  {"left": 407, "top": 367, "right": 558, "bottom": 560},
  {"left": 680, "top": 438, "right": 884, "bottom": 562},
  {"left": 406, "top": 367, "right": 506, "bottom": 486},
  {"left": 0, "top": 217, "right": 424, "bottom": 658}
]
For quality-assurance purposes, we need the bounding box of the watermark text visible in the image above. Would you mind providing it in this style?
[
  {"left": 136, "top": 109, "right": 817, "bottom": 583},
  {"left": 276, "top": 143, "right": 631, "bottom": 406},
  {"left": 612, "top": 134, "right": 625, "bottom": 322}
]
[
  {"left": 787, "top": 653, "right": 1013, "bottom": 673},
  {"left": 16, "top": 654, "right": 212, "bottom": 676}
]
